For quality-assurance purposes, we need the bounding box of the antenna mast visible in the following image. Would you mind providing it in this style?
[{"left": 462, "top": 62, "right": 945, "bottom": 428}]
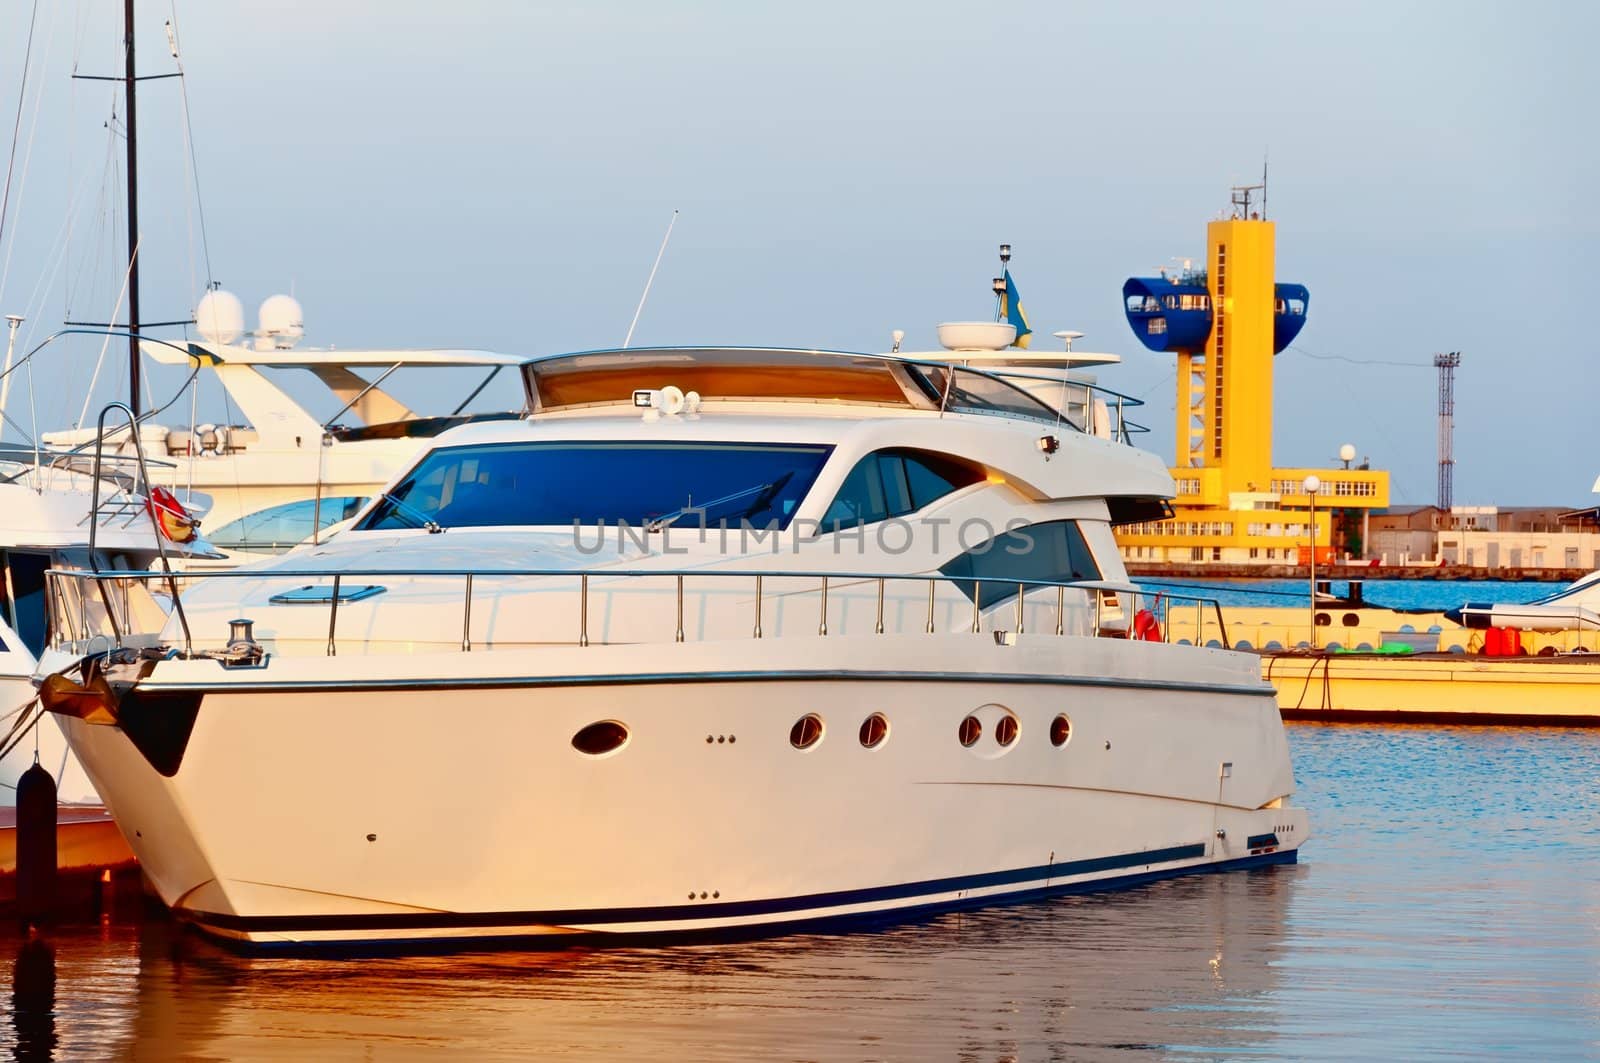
[
  {"left": 1434, "top": 351, "right": 1461, "bottom": 512},
  {"left": 123, "top": 0, "right": 142, "bottom": 416},
  {"left": 622, "top": 209, "right": 678, "bottom": 349}
]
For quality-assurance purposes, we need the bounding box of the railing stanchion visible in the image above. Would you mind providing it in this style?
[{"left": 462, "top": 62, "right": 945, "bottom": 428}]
[
  {"left": 1055, "top": 584, "right": 1065, "bottom": 636},
  {"left": 579, "top": 574, "right": 590, "bottom": 647},
  {"left": 971, "top": 582, "right": 982, "bottom": 634},
  {"left": 43, "top": 572, "right": 55, "bottom": 650},
  {"left": 753, "top": 575, "right": 763, "bottom": 638},
  {"left": 675, "top": 575, "right": 685, "bottom": 643},
  {"left": 818, "top": 576, "right": 829, "bottom": 636},
  {"left": 1215, "top": 601, "right": 1231, "bottom": 650},
  {"left": 326, "top": 574, "right": 341, "bottom": 657},
  {"left": 76, "top": 574, "right": 89, "bottom": 645},
  {"left": 875, "top": 578, "right": 886, "bottom": 635},
  {"left": 1094, "top": 587, "right": 1103, "bottom": 636},
  {"left": 461, "top": 573, "right": 474, "bottom": 652},
  {"left": 1014, "top": 583, "right": 1025, "bottom": 634},
  {"left": 925, "top": 581, "right": 936, "bottom": 634}
]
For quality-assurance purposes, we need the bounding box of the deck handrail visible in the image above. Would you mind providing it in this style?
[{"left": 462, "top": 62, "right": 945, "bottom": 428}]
[{"left": 44, "top": 565, "right": 1233, "bottom": 657}]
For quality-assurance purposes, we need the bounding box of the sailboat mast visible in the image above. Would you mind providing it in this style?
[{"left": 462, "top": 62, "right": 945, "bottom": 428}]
[{"left": 123, "top": 0, "right": 141, "bottom": 417}]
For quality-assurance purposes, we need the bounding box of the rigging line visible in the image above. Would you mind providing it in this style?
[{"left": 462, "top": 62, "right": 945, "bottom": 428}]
[
  {"left": 77, "top": 233, "right": 140, "bottom": 429},
  {"left": 15, "top": 168, "right": 97, "bottom": 346},
  {"left": 166, "top": 6, "right": 213, "bottom": 292},
  {"left": 1134, "top": 365, "right": 1176, "bottom": 401},
  {"left": 0, "top": 0, "right": 59, "bottom": 309},
  {"left": 66, "top": 115, "right": 121, "bottom": 320},
  {"left": 1284, "top": 344, "right": 1431, "bottom": 369},
  {"left": 0, "top": 700, "right": 43, "bottom": 767},
  {"left": 0, "top": 0, "right": 42, "bottom": 268}
]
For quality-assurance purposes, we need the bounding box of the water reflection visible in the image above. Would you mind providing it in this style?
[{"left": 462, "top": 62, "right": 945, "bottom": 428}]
[
  {"left": 9, "top": 939, "right": 55, "bottom": 1062},
  {"left": 5, "top": 725, "right": 1598, "bottom": 1059},
  {"left": 25, "top": 866, "right": 1296, "bottom": 1061}
]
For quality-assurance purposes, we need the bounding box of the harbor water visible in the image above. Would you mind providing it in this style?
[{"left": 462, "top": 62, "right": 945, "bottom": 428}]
[
  {"left": 1156, "top": 577, "right": 1558, "bottom": 612},
  {"left": 2, "top": 722, "right": 1595, "bottom": 1061}
]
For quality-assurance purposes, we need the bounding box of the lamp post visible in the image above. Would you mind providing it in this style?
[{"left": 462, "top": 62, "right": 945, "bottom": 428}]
[{"left": 1304, "top": 474, "right": 1320, "bottom": 648}]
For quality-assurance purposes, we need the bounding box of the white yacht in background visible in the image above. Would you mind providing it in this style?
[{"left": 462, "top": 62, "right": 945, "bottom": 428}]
[
  {"left": 0, "top": 444, "right": 222, "bottom": 805},
  {"left": 39, "top": 331, "right": 1307, "bottom": 949},
  {"left": 37, "top": 292, "right": 529, "bottom": 562},
  {"left": 0, "top": 436, "right": 222, "bottom": 891}
]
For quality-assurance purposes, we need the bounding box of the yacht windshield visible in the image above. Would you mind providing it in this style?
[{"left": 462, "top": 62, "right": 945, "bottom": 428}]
[{"left": 358, "top": 441, "right": 834, "bottom": 531}]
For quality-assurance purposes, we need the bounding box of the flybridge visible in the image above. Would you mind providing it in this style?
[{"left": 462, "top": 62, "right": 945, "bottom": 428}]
[{"left": 520, "top": 345, "right": 1149, "bottom": 443}]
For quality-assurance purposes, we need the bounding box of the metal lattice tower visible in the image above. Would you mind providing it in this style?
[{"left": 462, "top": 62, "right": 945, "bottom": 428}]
[{"left": 1434, "top": 351, "right": 1461, "bottom": 511}]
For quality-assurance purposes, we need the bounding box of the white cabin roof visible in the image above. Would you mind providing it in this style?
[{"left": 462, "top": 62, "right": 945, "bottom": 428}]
[{"left": 142, "top": 340, "right": 527, "bottom": 369}]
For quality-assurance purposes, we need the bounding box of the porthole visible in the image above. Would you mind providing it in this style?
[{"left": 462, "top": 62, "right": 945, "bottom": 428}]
[
  {"left": 994, "top": 714, "right": 1019, "bottom": 747},
  {"left": 790, "top": 713, "right": 824, "bottom": 750},
  {"left": 571, "top": 720, "right": 629, "bottom": 756},
  {"left": 1050, "top": 714, "right": 1072, "bottom": 747},
  {"left": 958, "top": 715, "right": 982, "bottom": 748},
  {"left": 859, "top": 713, "right": 889, "bottom": 749}
]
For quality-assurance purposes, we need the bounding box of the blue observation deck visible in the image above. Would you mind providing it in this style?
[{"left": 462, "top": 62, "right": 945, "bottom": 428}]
[
  {"left": 1273, "top": 283, "right": 1309, "bottom": 352},
  {"left": 1122, "top": 276, "right": 1214, "bottom": 352},
  {"left": 1122, "top": 275, "right": 1310, "bottom": 354}
]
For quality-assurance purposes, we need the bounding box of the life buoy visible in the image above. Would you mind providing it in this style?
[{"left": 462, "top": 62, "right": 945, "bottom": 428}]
[
  {"left": 145, "top": 486, "right": 198, "bottom": 544},
  {"left": 1133, "top": 607, "right": 1162, "bottom": 641}
]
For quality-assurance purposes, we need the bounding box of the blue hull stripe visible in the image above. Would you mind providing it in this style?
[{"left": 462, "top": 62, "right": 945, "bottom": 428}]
[
  {"left": 197, "top": 850, "right": 1299, "bottom": 955},
  {"left": 185, "top": 841, "right": 1233, "bottom": 935}
]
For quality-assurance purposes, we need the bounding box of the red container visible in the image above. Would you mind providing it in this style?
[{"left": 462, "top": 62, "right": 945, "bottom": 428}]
[
  {"left": 1483, "top": 627, "right": 1504, "bottom": 656},
  {"left": 1504, "top": 626, "right": 1523, "bottom": 656}
]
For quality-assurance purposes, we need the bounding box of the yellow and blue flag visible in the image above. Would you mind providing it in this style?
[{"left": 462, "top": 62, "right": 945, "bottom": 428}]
[{"left": 1000, "top": 269, "right": 1032, "bottom": 349}]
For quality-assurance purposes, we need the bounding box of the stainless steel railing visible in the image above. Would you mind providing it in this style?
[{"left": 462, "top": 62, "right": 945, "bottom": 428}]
[{"left": 44, "top": 565, "right": 1233, "bottom": 658}]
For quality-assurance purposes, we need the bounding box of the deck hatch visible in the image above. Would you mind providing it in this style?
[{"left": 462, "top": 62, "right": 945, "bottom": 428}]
[{"left": 268, "top": 584, "right": 387, "bottom": 605}]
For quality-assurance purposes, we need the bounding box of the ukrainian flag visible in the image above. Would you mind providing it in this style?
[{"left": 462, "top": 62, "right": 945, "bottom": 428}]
[{"left": 1000, "top": 270, "right": 1032, "bottom": 349}]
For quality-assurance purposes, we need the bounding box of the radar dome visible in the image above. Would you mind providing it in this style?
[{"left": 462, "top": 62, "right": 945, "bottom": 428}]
[
  {"left": 258, "top": 295, "right": 305, "bottom": 350},
  {"left": 195, "top": 289, "right": 245, "bottom": 345}
]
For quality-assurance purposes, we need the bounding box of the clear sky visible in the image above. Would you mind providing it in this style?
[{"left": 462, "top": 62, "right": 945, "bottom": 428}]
[{"left": 1, "top": 1, "right": 1593, "bottom": 505}]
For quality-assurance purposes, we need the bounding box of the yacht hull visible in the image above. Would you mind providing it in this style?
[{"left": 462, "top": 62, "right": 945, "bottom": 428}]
[{"left": 54, "top": 637, "right": 1306, "bottom": 948}]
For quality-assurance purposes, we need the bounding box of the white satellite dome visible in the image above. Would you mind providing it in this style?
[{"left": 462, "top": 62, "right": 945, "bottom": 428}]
[
  {"left": 257, "top": 294, "right": 305, "bottom": 350},
  {"left": 194, "top": 289, "right": 245, "bottom": 345}
]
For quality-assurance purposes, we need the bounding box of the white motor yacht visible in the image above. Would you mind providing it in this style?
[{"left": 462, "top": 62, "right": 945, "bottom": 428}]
[{"left": 38, "top": 339, "right": 1308, "bottom": 949}]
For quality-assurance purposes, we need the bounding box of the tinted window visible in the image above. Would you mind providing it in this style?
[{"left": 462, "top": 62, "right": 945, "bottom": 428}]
[
  {"left": 903, "top": 365, "right": 1063, "bottom": 423},
  {"left": 939, "top": 520, "right": 1101, "bottom": 605},
  {"left": 208, "top": 497, "right": 369, "bottom": 553},
  {"left": 823, "top": 449, "right": 983, "bottom": 530},
  {"left": 360, "top": 442, "right": 832, "bottom": 531},
  {"left": 2, "top": 552, "right": 49, "bottom": 656}
]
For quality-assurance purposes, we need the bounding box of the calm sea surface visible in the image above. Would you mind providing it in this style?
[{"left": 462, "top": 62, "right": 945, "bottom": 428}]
[{"left": 2, "top": 722, "right": 1596, "bottom": 1061}]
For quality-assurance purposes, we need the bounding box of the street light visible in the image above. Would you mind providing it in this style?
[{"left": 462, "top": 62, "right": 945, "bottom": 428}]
[{"left": 1303, "top": 474, "right": 1321, "bottom": 648}]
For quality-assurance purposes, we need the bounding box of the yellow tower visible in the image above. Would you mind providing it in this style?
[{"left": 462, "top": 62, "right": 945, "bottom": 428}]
[
  {"left": 1204, "top": 217, "right": 1276, "bottom": 497},
  {"left": 1118, "top": 190, "right": 1390, "bottom": 567}
]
